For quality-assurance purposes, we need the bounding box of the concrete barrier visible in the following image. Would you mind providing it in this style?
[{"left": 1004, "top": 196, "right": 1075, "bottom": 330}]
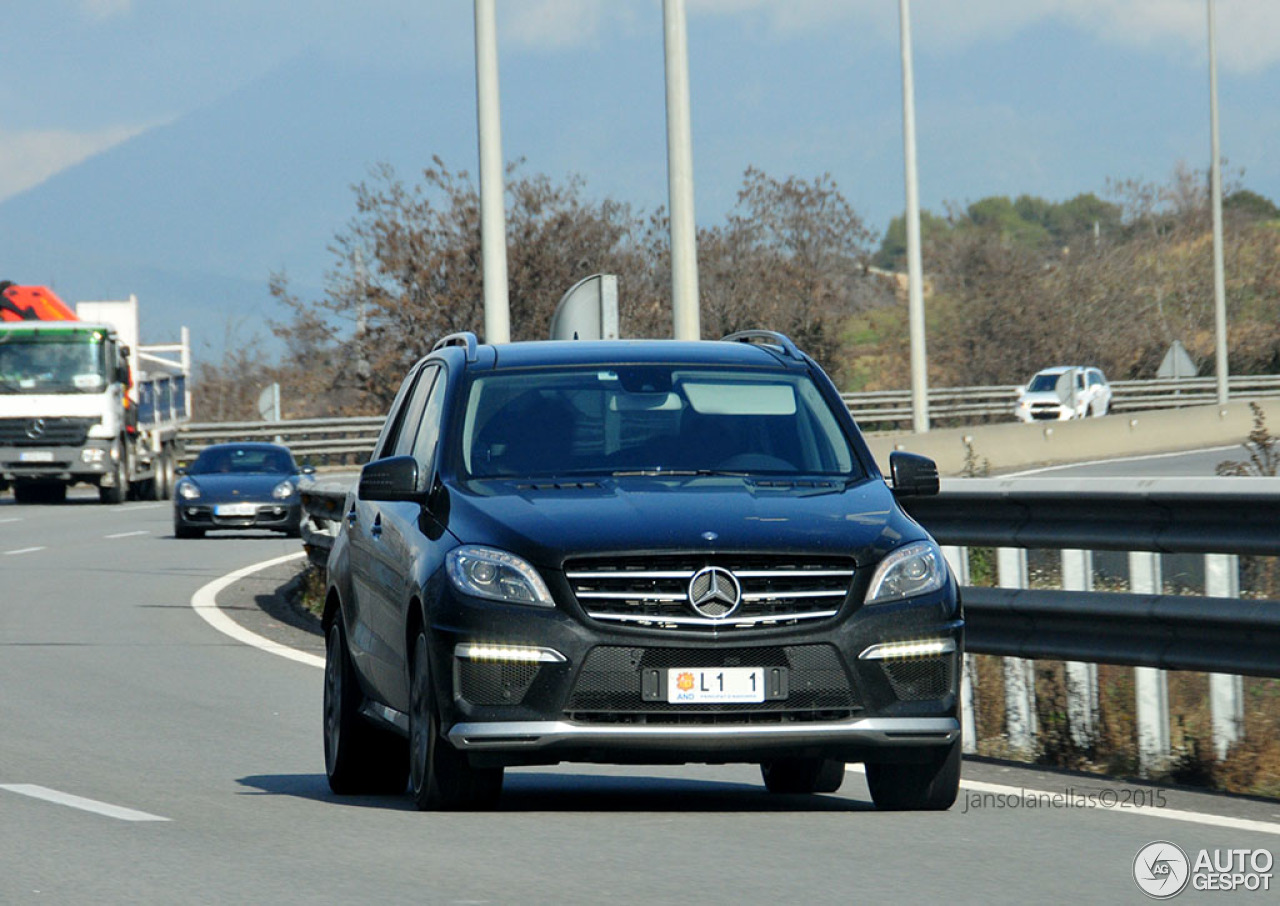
[{"left": 865, "top": 397, "right": 1276, "bottom": 477}]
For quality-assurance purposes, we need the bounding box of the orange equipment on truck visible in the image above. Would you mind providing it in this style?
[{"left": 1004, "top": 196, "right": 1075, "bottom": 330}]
[{"left": 0, "top": 282, "right": 79, "bottom": 321}]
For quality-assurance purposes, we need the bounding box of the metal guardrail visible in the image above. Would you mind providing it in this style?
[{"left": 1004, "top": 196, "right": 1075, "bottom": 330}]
[
  {"left": 841, "top": 374, "right": 1280, "bottom": 426},
  {"left": 298, "top": 475, "right": 1280, "bottom": 678}
]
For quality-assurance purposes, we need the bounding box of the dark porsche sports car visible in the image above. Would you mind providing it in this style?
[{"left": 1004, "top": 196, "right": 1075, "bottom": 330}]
[{"left": 173, "top": 442, "right": 311, "bottom": 538}]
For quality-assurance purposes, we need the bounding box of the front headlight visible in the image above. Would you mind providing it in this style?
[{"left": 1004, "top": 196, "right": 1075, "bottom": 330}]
[
  {"left": 866, "top": 541, "right": 947, "bottom": 603},
  {"left": 272, "top": 479, "right": 296, "bottom": 500},
  {"left": 176, "top": 479, "right": 200, "bottom": 500},
  {"left": 446, "top": 546, "right": 553, "bottom": 607}
]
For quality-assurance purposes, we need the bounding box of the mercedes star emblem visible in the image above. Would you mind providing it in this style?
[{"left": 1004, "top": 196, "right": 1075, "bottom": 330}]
[{"left": 687, "top": 566, "right": 742, "bottom": 619}]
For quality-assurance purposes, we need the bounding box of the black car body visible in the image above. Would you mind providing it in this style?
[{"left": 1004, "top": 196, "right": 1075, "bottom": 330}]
[
  {"left": 323, "top": 332, "right": 963, "bottom": 810},
  {"left": 173, "top": 442, "right": 308, "bottom": 538}
]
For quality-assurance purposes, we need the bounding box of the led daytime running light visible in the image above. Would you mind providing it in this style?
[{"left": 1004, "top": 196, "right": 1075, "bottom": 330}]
[
  {"left": 859, "top": 638, "right": 956, "bottom": 661},
  {"left": 455, "top": 644, "right": 566, "bottom": 665}
]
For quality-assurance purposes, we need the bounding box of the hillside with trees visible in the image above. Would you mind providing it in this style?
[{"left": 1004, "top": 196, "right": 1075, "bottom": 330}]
[{"left": 193, "top": 161, "right": 1280, "bottom": 420}]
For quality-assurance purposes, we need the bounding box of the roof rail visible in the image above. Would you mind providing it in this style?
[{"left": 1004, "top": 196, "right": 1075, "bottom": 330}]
[
  {"left": 720, "top": 329, "right": 802, "bottom": 361},
  {"left": 432, "top": 331, "right": 479, "bottom": 363}
]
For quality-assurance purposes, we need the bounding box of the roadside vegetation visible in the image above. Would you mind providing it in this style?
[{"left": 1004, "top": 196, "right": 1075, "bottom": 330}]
[{"left": 193, "top": 159, "right": 1280, "bottom": 419}]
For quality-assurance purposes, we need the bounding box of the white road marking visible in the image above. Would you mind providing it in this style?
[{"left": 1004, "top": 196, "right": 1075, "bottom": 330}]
[
  {"left": 189, "top": 551, "right": 323, "bottom": 669},
  {"left": 0, "top": 784, "right": 169, "bottom": 822},
  {"left": 3, "top": 546, "right": 45, "bottom": 556},
  {"left": 0, "top": 517, "right": 21, "bottom": 524},
  {"left": 105, "top": 530, "right": 150, "bottom": 539},
  {"left": 845, "top": 764, "right": 1280, "bottom": 836},
  {"left": 1003, "top": 445, "right": 1240, "bottom": 477}
]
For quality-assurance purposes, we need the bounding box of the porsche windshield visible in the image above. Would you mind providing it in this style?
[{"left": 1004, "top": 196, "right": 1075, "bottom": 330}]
[
  {"left": 0, "top": 330, "right": 110, "bottom": 395},
  {"left": 460, "top": 365, "right": 860, "bottom": 478}
]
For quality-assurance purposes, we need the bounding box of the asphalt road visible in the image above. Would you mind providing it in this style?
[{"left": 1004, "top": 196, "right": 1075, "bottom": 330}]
[{"left": 2, "top": 487, "right": 1278, "bottom": 904}]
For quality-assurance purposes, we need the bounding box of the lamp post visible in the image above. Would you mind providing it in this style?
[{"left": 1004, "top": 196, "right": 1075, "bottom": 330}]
[{"left": 900, "top": 0, "right": 929, "bottom": 433}]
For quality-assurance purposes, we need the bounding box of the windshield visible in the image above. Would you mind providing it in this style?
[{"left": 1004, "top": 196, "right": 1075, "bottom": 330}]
[
  {"left": 0, "top": 331, "right": 109, "bottom": 395},
  {"left": 1027, "top": 373, "right": 1064, "bottom": 392},
  {"left": 460, "top": 365, "right": 859, "bottom": 479},
  {"left": 188, "top": 446, "right": 296, "bottom": 475}
]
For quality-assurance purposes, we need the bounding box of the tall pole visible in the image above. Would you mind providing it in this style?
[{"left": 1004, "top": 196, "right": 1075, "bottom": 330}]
[
  {"left": 899, "top": 0, "right": 929, "bottom": 432},
  {"left": 474, "top": 0, "right": 511, "bottom": 344},
  {"left": 663, "top": 0, "right": 701, "bottom": 340},
  {"left": 1208, "top": 0, "right": 1228, "bottom": 404}
]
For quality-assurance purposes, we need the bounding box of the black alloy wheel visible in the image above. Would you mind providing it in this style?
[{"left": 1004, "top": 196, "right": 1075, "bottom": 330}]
[
  {"left": 760, "top": 757, "right": 846, "bottom": 794},
  {"left": 409, "top": 630, "right": 503, "bottom": 811},
  {"left": 323, "top": 618, "right": 408, "bottom": 795},
  {"left": 864, "top": 737, "right": 962, "bottom": 811}
]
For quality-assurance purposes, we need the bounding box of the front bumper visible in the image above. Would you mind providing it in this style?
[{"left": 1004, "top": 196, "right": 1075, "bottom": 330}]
[
  {"left": 175, "top": 501, "right": 301, "bottom": 532},
  {"left": 426, "top": 581, "right": 963, "bottom": 767},
  {"left": 0, "top": 439, "right": 114, "bottom": 481},
  {"left": 450, "top": 716, "right": 959, "bottom": 754}
]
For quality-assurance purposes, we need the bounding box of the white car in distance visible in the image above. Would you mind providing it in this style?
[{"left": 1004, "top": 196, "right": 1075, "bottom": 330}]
[{"left": 1015, "top": 366, "right": 1112, "bottom": 422}]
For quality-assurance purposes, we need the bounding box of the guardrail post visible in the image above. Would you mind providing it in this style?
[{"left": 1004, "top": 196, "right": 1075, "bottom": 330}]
[
  {"left": 998, "top": 547, "right": 1036, "bottom": 754},
  {"left": 1061, "top": 549, "right": 1098, "bottom": 749},
  {"left": 1205, "top": 553, "right": 1244, "bottom": 760},
  {"left": 943, "top": 546, "right": 977, "bottom": 754},
  {"left": 1130, "top": 551, "right": 1170, "bottom": 775}
]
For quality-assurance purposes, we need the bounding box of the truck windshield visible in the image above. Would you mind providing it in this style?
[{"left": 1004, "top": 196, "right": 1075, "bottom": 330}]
[
  {"left": 460, "top": 365, "right": 860, "bottom": 479},
  {"left": 0, "top": 331, "right": 110, "bottom": 395}
]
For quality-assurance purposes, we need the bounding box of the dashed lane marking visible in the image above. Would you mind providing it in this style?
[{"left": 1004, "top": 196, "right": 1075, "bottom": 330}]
[{"left": 0, "top": 784, "right": 169, "bottom": 822}]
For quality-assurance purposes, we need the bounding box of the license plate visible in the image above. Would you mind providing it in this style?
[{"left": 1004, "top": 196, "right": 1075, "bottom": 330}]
[
  {"left": 667, "top": 667, "right": 765, "bottom": 704},
  {"left": 19, "top": 451, "right": 54, "bottom": 463},
  {"left": 214, "top": 503, "right": 258, "bottom": 517}
]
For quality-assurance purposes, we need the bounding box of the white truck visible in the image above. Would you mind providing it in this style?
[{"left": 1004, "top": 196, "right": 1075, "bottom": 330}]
[{"left": 0, "top": 294, "right": 190, "bottom": 503}]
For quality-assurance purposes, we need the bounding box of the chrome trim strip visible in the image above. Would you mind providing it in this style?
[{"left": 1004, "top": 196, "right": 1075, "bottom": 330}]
[
  {"left": 586, "top": 609, "right": 838, "bottom": 627},
  {"left": 574, "top": 591, "right": 688, "bottom": 601},
  {"left": 732, "top": 570, "right": 854, "bottom": 579},
  {"left": 448, "top": 717, "right": 961, "bottom": 750},
  {"left": 567, "top": 570, "right": 692, "bottom": 580},
  {"left": 568, "top": 569, "right": 854, "bottom": 580},
  {"left": 740, "top": 589, "right": 846, "bottom": 601}
]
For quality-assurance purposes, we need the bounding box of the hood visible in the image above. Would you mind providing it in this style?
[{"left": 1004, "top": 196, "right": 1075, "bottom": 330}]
[
  {"left": 182, "top": 472, "right": 296, "bottom": 501},
  {"left": 439, "top": 475, "right": 925, "bottom": 569},
  {"left": 1018, "top": 390, "right": 1069, "bottom": 405}
]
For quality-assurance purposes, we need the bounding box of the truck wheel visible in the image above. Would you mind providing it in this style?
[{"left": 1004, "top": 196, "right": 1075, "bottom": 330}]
[
  {"left": 99, "top": 444, "right": 128, "bottom": 504},
  {"left": 864, "top": 738, "right": 961, "bottom": 811},
  {"left": 152, "top": 450, "right": 171, "bottom": 500}
]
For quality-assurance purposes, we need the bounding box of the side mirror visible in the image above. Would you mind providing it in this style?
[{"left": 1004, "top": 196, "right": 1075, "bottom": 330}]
[
  {"left": 889, "top": 451, "right": 939, "bottom": 498},
  {"left": 300, "top": 464, "right": 316, "bottom": 476},
  {"left": 358, "top": 455, "right": 425, "bottom": 503},
  {"left": 175, "top": 466, "right": 188, "bottom": 476}
]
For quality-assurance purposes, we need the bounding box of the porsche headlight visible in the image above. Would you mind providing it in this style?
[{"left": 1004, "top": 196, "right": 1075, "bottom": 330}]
[
  {"left": 176, "top": 479, "right": 201, "bottom": 500},
  {"left": 866, "top": 541, "right": 946, "bottom": 603},
  {"left": 446, "top": 546, "right": 553, "bottom": 607},
  {"left": 272, "top": 479, "right": 296, "bottom": 500}
]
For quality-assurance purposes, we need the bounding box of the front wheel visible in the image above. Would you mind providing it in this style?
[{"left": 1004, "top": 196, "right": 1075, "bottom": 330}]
[
  {"left": 864, "top": 738, "right": 961, "bottom": 811},
  {"left": 409, "top": 631, "right": 503, "bottom": 810},
  {"left": 324, "top": 619, "right": 408, "bottom": 795},
  {"left": 99, "top": 443, "right": 128, "bottom": 504},
  {"left": 760, "top": 757, "right": 845, "bottom": 794}
]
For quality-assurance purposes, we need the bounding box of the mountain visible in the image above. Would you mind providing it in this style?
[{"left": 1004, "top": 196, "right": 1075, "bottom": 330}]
[{"left": 0, "top": 52, "right": 477, "bottom": 362}]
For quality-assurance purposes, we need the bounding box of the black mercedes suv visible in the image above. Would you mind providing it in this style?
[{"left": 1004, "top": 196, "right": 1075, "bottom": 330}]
[{"left": 322, "top": 330, "right": 962, "bottom": 810}]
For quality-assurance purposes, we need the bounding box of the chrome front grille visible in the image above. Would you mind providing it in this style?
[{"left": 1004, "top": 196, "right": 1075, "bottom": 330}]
[{"left": 565, "top": 555, "right": 854, "bottom": 632}]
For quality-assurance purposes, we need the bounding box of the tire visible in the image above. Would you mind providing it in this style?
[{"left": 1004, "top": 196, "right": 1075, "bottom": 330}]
[
  {"left": 99, "top": 443, "right": 127, "bottom": 504},
  {"left": 864, "top": 738, "right": 962, "bottom": 811},
  {"left": 174, "top": 519, "right": 204, "bottom": 539},
  {"left": 760, "top": 757, "right": 846, "bottom": 794},
  {"left": 324, "top": 619, "right": 409, "bottom": 796},
  {"left": 409, "top": 630, "right": 503, "bottom": 810}
]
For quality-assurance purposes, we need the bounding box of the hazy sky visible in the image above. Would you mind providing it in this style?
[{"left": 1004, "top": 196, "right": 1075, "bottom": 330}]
[{"left": 3, "top": 0, "right": 1279, "bottom": 254}]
